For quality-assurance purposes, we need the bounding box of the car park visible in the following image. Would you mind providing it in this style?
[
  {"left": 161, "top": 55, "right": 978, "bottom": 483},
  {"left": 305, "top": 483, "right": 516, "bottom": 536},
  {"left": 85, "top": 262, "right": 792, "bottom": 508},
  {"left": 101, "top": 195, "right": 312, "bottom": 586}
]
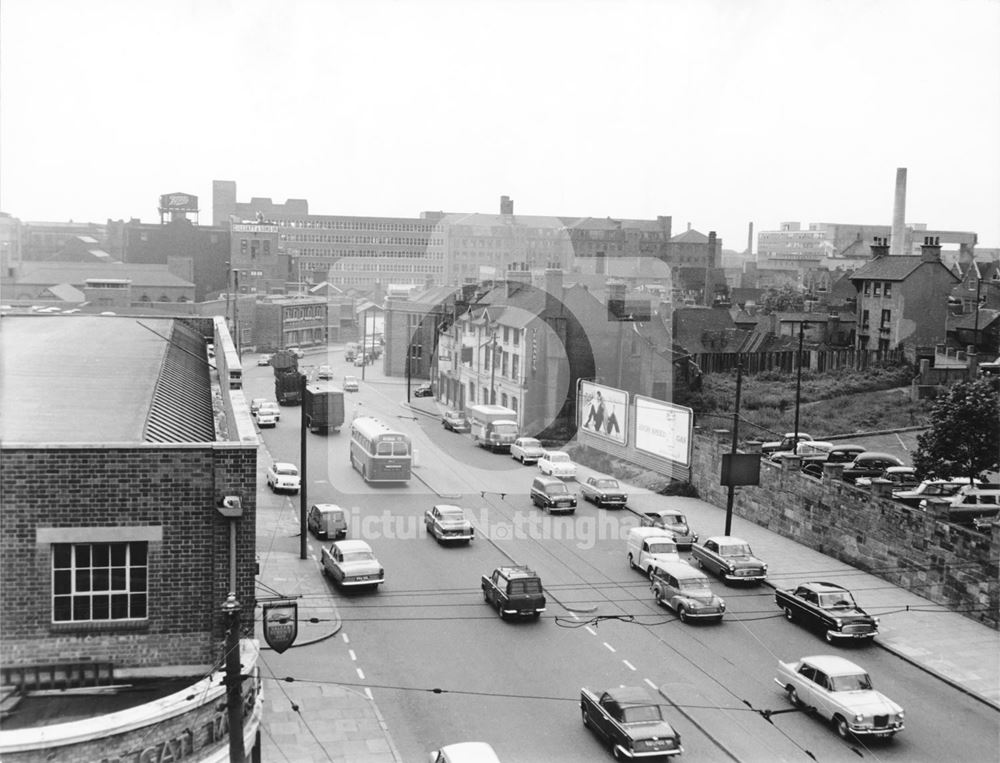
[
  {"left": 775, "top": 655, "right": 904, "bottom": 739},
  {"left": 855, "top": 465, "right": 918, "bottom": 489},
  {"left": 537, "top": 450, "right": 576, "bottom": 479},
  {"left": 482, "top": 565, "right": 545, "bottom": 620},
  {"left": 317, "top": 364, "right": 334, "bottom": 380},
  {"left": 626, "top": 527, "right": 679, "bottom": 578},
  {"left": 266, "top": 462, "right": 301, "bottom": 494},
  {"left": 424, "top": 504, "right": 475, "bottom": 543},
  {"left": 692, "top": 536, "right": 767, "bottom": 584},
  {"left": 580, "top": 686, "right": 683, "bottom": 758},
  {"left": 842, "top": 452, "right": 905, "bottom": 484},
  {"left": 893, "top": 477, "right": 983, "bottom": 507},
  {"left": 775, "top": 581, "right": 879, "bottom": 642},
  {"left": 441, "top": 410, "right": 470, "bottom": 433},
  {"left": 343, "top": 375, "right": 360, "bottom": 392},
  {"left": 321, "top": 540, "right": 384, "bottom": 590},
  {"left": 413, "top": 383, "right": 434, "bottom": 398},
  {"left": 428, "top": 742, "right": 502, "bottom": 763},
  {"left": 640, "top": 509, "right": 698, "bottom": 550},
  {"left": 530, "top": 475, "right": 577, "bottom": 513},
  {"left": 509, "top": 436, "right": 544, "bottom": 464},
  {"left": 650, "top": 561, "right": 726, "bottom": 623},
  {"left": 307, "top": 504, "right": 348, "bottom": 540},
  {"left": 580, "top": 476, "right": 628, "bottom": 508}
]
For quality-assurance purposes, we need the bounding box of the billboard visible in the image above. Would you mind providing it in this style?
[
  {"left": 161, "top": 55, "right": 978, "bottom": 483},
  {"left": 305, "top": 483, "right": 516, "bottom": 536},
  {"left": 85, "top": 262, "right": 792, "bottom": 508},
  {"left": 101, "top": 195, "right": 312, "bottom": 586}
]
[
  {"left": 159, "top": 192, "right": 199, "bottom": 212},
  {"left": 578, "top": 381, "right": 627, "bottom": 446},
  {"left": 634, "top": 396, "right": 693, "bottom": 466}
]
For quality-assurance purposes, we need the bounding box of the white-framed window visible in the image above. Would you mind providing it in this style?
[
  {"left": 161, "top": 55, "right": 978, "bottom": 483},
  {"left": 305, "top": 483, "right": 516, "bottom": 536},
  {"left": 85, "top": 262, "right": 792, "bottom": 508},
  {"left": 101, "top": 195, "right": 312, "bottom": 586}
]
[{"left": 52, "top": 541, "right": 148, "bottom": 623}]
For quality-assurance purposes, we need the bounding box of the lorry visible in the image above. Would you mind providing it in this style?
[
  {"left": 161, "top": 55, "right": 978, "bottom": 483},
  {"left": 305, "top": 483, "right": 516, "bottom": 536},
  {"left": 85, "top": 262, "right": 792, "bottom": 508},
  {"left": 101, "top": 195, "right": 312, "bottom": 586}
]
[
  {"left": 466, "top": 404, "right": 519, "bottom": 452},
  {"left": 303, "top": 383, "right": 345, "bottom": 434},
  {"left": 271, "top": 350, "right": 303, "bottom": 405}
]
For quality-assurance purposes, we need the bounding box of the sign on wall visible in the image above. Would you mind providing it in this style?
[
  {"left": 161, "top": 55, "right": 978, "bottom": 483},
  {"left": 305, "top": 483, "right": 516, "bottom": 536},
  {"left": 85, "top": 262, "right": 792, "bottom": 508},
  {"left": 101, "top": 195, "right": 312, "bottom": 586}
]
[
  {"left": 634, "top": 396, "right": 693, "bottom": 466},
  {"left": 578, "top": 381, "right": 628, "bottom": 446}
]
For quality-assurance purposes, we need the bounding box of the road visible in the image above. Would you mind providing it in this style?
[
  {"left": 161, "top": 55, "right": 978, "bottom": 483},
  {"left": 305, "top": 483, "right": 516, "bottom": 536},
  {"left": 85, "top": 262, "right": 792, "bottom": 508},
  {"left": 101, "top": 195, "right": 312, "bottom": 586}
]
[{"left": 246, "top": 348, "right": 999, "bottom": 762}]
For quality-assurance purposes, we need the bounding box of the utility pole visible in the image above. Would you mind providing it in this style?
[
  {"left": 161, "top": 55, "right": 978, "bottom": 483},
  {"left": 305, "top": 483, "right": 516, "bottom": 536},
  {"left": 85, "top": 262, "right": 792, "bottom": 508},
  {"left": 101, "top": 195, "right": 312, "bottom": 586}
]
[
  {"left": 232, "top": 270, "right": 240, "bottom": 358},
  {"left": 222, "top": 592, "right": 245, "bottom": 763},
  {"left": 299, "top": 371, "right": 308, "bottom": 560},
  {"left": 489, "top": 329, "right": 498, "bottom": 405},
  {"left": 724, "top": 361, "right": 743, "bottom": 535},
  {"left": 792, "top": 321, "right": 807, "bottom": 454}
]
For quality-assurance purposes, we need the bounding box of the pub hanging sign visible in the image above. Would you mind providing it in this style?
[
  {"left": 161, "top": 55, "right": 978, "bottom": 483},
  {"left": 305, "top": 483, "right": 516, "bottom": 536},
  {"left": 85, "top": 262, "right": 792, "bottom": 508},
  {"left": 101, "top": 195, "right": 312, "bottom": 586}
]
[{"left": 263, "top": 599, "right": 298, "bottom": 653}]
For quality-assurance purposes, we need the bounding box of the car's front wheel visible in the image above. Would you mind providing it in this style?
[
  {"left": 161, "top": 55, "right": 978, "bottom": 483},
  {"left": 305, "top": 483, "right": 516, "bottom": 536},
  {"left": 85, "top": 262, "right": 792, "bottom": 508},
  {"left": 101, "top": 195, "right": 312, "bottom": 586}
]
[
  {"left": 786, "top": 685, "right": 801, "bottom": 707},
  {"left": 581, "top": 707, "right": 590, "bottom": 728},
  {"left": 627, "top": 553, "right": 635, "bottom": 570},
  {"left": 834, "top": 715, "right": 851, "bottom": 739},
  {"left": 678, "top": 606, "right": 688, "bottom": 623},
  {"left": 784, "top": 606, "right": 795, "bottom": 622}
]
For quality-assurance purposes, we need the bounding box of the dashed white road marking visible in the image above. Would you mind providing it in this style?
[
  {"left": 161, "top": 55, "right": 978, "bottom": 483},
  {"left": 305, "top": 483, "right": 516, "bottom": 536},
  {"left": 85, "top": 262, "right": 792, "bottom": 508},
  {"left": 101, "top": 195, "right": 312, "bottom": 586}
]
[
  {"left": 364, "top": 688, "right": 373, "bottom": 700},
  {"left": 603, "top": 642, "right": 617, "bottom": 653},
  {"left": 342, "top": 633, "right": 350, "bottom": 644},
  {"left": 349, "top": 650, "right": 357, "bottom": 661},
  {"left": 585, "top": 626, "right": 597, "bottom": 636},
  {"left": 356, "top": 667, "right": 365, "bottom": 680},
  {"left": 622, "top": 660, "right": 636, "bottom": 671},
  {"left": 644, "top": 678, "right": 658, "bottom": 690},
  {"left": 569, "top": 612, "right": 580, "bottom": 621}
]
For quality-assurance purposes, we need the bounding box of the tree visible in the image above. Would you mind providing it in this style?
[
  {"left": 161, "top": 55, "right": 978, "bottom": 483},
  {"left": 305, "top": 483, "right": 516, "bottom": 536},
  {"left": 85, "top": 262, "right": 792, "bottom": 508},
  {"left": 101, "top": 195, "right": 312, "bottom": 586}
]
[
  {"left": 912, "top": 379, "right": 1000, "bottom": 483},
  {"left": 760, "top": 284, "right": 805, "bottom": 314}
]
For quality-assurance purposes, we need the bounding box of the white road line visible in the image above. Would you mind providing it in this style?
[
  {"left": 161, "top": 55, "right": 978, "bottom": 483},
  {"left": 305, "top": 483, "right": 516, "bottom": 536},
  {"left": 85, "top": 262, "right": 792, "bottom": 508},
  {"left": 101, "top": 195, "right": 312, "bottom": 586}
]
[
  {"left": 603, "top": 642, "right": 616, "bottom": 653},
  {"left": 585, "top": 626, "right": 597, "bottom": 636},
  {"left": 342, "top": 633, "right": 350, "bottom": 644},
  {"left": 569, "top": 612, "right": 580, "bottom": 621},
  {"left": 364, "top": 688, "right": 373, "bottom": 700},
  {"left": 644, "top": 678, "right": 658, "bottom": 690},
  {"left": 622, "top": 660, "right": 636, "bottom": 671},
  {"left": 349, "top": 650, "right": 357, "bottom": 661},
  {"left": 356, "top": 667, "right": 365, "bottom": 680}
]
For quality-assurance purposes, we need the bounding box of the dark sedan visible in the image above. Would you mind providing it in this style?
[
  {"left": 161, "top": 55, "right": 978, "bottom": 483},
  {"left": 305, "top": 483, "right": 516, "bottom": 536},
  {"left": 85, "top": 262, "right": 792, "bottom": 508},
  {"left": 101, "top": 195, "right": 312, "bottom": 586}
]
[
  {"left": 842, "top": 452, "right": 905, "bottom": 484},
  {"left": 413, "top": 383, "right": 434, "bottom": 398},
  {"left": 775, "top": 581, "right": 879, "bottom": 642}
]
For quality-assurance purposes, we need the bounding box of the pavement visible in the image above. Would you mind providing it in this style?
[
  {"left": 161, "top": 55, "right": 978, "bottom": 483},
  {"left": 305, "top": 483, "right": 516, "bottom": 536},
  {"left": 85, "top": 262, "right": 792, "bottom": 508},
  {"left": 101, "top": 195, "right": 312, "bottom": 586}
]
[{"left": 248, "top": 365, "right": 999, "bottom": 761}]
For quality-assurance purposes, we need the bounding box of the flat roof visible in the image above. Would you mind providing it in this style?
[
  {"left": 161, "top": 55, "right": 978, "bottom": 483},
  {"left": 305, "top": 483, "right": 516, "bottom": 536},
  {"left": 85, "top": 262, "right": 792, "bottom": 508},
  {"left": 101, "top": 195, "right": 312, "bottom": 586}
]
[{"left": 0, "top": 315, "right": 215, "bottom": 444}]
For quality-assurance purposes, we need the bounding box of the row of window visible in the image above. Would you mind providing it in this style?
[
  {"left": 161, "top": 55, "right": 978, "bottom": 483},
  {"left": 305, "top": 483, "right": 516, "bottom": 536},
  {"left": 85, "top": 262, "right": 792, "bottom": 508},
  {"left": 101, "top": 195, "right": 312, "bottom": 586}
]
[
  {"left": 285, "top": 234, "right": 440, "bottom": 246},
  {"left": 278, "top": 219, "right": 437, "bottom": 233},
  {"left": 862, "top": 280, "right": 894, "bottom": 298},
  {"left": 291, "top": 248, "right": 443, "bottom": 259},
  {"left": 860, "top": 308, "right": 892, "bottom": 328},
  {"left": 330, "top": 262, "right": 443, "bottom": 273}
]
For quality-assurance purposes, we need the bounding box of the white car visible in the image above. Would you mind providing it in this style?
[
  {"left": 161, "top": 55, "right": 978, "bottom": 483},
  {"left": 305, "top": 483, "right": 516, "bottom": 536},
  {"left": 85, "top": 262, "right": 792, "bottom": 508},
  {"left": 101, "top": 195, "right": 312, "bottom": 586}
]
[
  {"left": 250, "top": 398, "right": 267, "bottom": 416},
  {"left": 321, "top": 540, "right": 384, "bottom": 590},
  {"left": 538, "top": 450, "right": 577, "bottom": 479},
  {"left": 343, "top": 375, "right": 360, "bottom": 392},
  {"left": 266, "top": 462, "right": 300, "bottom": 494},
  {"left": 428, "top": 742, "right": 501, "bottom": 763},
  {"left": 317, "top": 364, "right": 334, "bottom": 380},
  {"left": 775, "top": 655, "right": 904, "bottom": 739},
  {"left": 424, "top": 505, "right": 475, "bottom": 543},
  {"left": 510, "top": 437, "right": 545, "bottom": 465},
  {"left": 257, "top": 354, "right": 272, "bottom": 366},
  {"left": 256, "top": 409, "right": 278, "bottom": 428},
  {"left": 258, "top": 401, "right": 280, "bottom": 421}
]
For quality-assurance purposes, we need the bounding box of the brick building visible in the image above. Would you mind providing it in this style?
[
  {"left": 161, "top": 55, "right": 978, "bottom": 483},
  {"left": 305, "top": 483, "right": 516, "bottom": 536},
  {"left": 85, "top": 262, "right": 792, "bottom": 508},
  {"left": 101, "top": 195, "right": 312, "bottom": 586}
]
[
  {"left": 254, "top": 294, "right": 328, "bottom": 351},
  {"left": 0, "top": 314, "right": 261, "bottom": 761}
]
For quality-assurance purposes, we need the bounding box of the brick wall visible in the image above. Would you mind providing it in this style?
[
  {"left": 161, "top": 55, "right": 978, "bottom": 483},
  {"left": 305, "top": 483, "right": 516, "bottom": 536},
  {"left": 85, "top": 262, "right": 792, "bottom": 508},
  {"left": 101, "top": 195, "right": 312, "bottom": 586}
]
[
  {"left": 689, "top": 432, "right": 999, "bottom": 629},
  {"left": 0, "top": 445, "right": 257, "bottom": 671}
]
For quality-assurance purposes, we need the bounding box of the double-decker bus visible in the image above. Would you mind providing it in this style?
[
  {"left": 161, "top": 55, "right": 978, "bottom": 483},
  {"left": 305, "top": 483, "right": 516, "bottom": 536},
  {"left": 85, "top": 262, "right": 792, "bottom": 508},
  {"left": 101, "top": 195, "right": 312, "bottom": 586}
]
[{"left": 349, "top": 416, "right": 412, "bottom": 483}]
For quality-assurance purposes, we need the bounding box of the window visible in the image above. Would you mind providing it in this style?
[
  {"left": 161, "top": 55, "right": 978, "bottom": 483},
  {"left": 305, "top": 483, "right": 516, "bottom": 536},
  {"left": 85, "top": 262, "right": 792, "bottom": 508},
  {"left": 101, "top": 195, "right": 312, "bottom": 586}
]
[
  {"left": 862, "top": 309, "right": 870, "bottom": 328},
  {"left": 863, "top": 281, "right": 871, "bottom": 296},
  {"left": 501, "top": 393, "right": 508, "bottom": 407},
  {"left": 883, "top": 281, "right": 892, "bottom": 298},
  {"left": 512, "top": 354, "right": 519, "bottom": 381},
  {"left": 881, "top": 309, "right": 891, "bottom": 326},
  {"left": 52, "top": 542, "right": 148, "bottom": 622},
  {"left": 873, "top": 282, "right": 881, "bottom": 297}
]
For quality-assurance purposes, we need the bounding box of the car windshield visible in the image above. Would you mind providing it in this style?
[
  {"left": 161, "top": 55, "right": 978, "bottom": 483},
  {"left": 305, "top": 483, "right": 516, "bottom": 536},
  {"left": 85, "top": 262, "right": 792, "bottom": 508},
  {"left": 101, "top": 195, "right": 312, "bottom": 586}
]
[
  {"left": 830, "top": 673, "right": 873, "bottom": 692},
  {"left": 549, "top": 453, "right": 570, "bottom": 463},
  {"left": 622, "top": 705, "right": 663, "bottom": 723},
  {"left": 521, "top": 438, "right": 541, "bottom": 448},
  {"left": 720, "top": 543, "right": 752, "bottom": 556},
  {"left": 664, "top": 513, "right": 686, "bottom": 525},
  {"left": 439, "top": 509, "right": 464, "bottom": 519},
  {"left": 341, "top": 552, "right": 375, "bottom": 563},
  {"left": 494, "top": 423, "right": 518, "bottom": 435},
  {"left": 595, "top": 479, "right": 618, "bottom": 488},
  {"left": 679, "top": 578, "right": 713, "bottom": 594},
  {"left": 647, "top": 542, "right": 677, "bottom": 555},
  {"left": 276, "top": 466, "right": 298, "bottom": 476},
  {"left": 546, "top": 483, "right": 569, "bottom": 495},
  {"left": 819, "top": 592, "right": 856, "bottom": 609}
]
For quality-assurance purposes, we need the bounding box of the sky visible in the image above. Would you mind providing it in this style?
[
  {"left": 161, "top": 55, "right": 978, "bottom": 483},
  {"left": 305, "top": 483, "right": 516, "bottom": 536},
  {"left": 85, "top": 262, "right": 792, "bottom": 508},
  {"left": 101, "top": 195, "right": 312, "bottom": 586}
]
[{"left": 2, "top": 0, "right": 999, "bottom": 249}]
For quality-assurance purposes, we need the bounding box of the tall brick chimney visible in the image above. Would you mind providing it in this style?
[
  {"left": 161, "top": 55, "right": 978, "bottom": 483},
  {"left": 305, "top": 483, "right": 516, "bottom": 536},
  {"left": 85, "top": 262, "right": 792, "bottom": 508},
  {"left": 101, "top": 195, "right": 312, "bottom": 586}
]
[
  {"left": 890, "top": 168, "right": 907, "bottom": 255},
  {"left": 500, "top": 195, "right": 514, "bottom": 215},
  {"left": 920, "top": 236, "right": 942, "bottom": 263}
]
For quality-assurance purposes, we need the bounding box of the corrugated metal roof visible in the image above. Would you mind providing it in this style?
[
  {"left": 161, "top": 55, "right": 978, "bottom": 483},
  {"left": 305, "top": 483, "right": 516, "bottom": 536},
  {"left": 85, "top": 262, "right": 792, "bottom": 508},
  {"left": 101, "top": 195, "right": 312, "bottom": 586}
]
[{"left": 142, "top": 322, "right": 216, "bottom": 442}]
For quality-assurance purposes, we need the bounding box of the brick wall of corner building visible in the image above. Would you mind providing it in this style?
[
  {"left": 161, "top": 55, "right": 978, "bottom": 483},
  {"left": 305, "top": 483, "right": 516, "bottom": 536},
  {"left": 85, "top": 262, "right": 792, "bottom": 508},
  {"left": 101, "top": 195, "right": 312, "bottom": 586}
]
[
  {"left": 0, "top": 445, "right": 257, "bottom": 671},
  {"left": 689, "top": 432, "right": 999, "bottom": 629}
]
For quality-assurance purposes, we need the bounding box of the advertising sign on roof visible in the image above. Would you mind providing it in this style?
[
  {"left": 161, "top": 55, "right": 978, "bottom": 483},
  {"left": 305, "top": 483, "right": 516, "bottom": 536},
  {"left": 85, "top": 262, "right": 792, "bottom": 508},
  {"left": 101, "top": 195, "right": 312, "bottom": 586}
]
[{"left": 158, "top": 192, "right": 198, "bottom": 212}]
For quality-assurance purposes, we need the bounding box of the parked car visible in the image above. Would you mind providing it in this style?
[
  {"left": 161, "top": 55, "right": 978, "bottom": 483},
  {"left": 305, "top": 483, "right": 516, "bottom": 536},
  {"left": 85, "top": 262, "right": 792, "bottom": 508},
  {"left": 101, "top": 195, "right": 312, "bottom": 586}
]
[
  {"left": 442, "top": 410, "right": 470, "bottom": 433},
  {"left": 317, "top": 364, "right": 334, "bottom": 380},
  {"left": 893, "top": 477, "right": 983, "bottom": 507},
  {"left": 842, "top": 452, "right": 905, "bottom": 484},
  {"left": 775, "top": 655, "right": 904, "bottom": 739},
  {"left": 530, "top": 475, "right": 577, "bottom": 513},
  {"left": 425, "top": 504, "right": 475, "bottom": 543},
  {"left": 626, "top": 527, "right": 680, "bottom": 578},
  {"left": 414, "top": 383, "right": 434, "bottom": 398},
  {"left": 640, "top": 509, "right": 698, "bottom": 550},
  {"left": 482, "top": 565, "right": 545, "bottom": 620},
  {"left": 343, "top": 375, "right": 359, "bottom": 392},
  {"left": 775, "top": 581, "right": 879, "bottom": 642},
  {"left": 769, "top": 440, "right": 834, "bottom": 464},
  {"left": 801, "top": 444, "right": 868, "bottom": 478},
  {"left": 761, "top": 432, "right": 814, "bottom": 456},
  {"left": 691, "top": 536, "right": 767, "bottom": 585},
  {"left": 428, "top": 742, "right": 502, "bottom": 763},
  {"left": 580, "top": 476, "right": 628, "bottom": 508},
  {"left": 510, "top": 436, "right": 545, "bottom": 465},
  {"left": 266, "top": 462, "right": 300, "bottom": 494},
  {"left": 250, "top": 398, "right": 267, "bottom": 416},
  {"left": 257, "top": 354, "right": 272, "bottom": 367},
  {"left": 538, "top": 450, "right": 577, "bottom": 479},
  {"left": 307, "top": 503, "right": 348, "bottom": 540},
  {"left": 256, "top": 408, "right": 278, "bottom": 428},
  {"left": 920, "top": 485, "right": 1000, "bottom": 526},
  {"left": 258, "top": 401, "right": 281, "bottom": 421},
  {"left": 650, "top": 561, "right": 726, "bottom": 623},
  {"left": 580, "top": 686, "right": 683, "bottom": 758},
  {"left": 353, "top": 354, "right": 369, "bottom": 367},
  {"left": 855, "top": 466, "right": 918, "bottom": 489},
  {"left": 321, "top": 539, "right": 384, "bottom": 590}
]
